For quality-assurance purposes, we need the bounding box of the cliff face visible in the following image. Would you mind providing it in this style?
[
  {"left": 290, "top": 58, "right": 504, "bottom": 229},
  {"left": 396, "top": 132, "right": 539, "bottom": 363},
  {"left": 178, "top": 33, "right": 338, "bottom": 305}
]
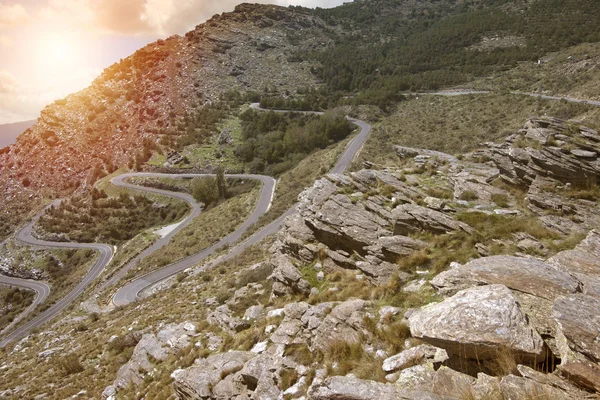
[{"left": 0, "top": 4, "right": 330, "bottom": 232}]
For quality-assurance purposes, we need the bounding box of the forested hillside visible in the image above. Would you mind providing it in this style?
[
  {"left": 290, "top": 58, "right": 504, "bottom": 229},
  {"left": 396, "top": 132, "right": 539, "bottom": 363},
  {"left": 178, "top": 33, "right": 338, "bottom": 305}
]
[{"left": 295, "top": 0, "right": 600, "bottom": 108}]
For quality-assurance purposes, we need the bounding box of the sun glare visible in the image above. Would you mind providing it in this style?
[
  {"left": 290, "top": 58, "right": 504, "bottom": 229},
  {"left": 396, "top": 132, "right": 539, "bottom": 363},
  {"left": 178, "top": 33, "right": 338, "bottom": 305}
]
[{"left": 39, "top": 33, "right": 78, "bottom": 65}]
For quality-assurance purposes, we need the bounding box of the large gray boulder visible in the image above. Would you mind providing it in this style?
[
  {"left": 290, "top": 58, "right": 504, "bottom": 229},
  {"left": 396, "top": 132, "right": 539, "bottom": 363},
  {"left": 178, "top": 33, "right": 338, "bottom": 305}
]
[
  {"left": 431, "top": 255, "right": 580, "bottom": 300},
  {"left": 408, "top": 285, "right": 545, "bottom": 361},
  {"left": 297, "top": 178, "right": 393, "bottom": 256}
]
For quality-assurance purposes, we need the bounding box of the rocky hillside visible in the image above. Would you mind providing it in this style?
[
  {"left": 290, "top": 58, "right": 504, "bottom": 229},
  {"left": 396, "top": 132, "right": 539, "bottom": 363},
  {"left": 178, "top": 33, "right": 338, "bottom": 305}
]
[
  {"left": 39, "top": 116, "right": 592, "bottom": 399},
  {"left": 0, "top": 3, "right": 330, "bottom": 237}
]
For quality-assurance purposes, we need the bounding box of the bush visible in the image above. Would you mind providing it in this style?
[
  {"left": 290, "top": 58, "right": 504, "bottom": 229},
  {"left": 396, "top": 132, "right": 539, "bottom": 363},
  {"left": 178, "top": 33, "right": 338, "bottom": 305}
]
[
  {"left": 459, "top": 190, "right": 479, "bottom": 201},
  {"left": 57, "top": 353, "right": 84, "bottom": 375}
]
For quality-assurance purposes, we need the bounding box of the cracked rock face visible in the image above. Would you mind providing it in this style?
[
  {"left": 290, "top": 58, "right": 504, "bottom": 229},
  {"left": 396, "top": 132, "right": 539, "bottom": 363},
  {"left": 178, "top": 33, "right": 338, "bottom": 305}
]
[
  {"left": 553, "top": 294, "right": 600, "bottom": 363},
  {"left": 489, "top": 117, "right": 600, "bottom": 187},
  {"left": 548, "top": 229, "right": 600, "bottom": 298},
  {"left": 392, "top": 203, "right": 473, "bottom": 236},
  {"left": 431, "top": 255, "right": 580, "bottom": 300},
  {"left": 408, "top": 284, "right": 545, "bottom": 361}
]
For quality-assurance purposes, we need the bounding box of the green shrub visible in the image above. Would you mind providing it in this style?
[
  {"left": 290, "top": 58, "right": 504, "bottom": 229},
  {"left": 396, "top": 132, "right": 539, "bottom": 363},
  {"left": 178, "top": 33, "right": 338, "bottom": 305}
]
[
  {"left": 57, "top": 353, "right": 84, "bottom": 375},
  {"left": 459, "top": 190, "right": 479, "bottom": 201}
]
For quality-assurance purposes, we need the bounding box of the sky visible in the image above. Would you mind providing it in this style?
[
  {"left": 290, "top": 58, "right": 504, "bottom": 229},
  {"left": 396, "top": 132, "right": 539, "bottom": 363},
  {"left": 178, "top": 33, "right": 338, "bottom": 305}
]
[{"left": 0, "top": 0, "right": 348, "bottom": 124}]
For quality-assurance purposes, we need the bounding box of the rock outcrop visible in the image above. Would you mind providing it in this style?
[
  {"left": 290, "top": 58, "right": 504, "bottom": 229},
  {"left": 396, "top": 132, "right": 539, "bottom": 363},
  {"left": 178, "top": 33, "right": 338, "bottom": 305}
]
[
  {"left": 409, "top": 284, "right": 545, "bottom": 361},
  {"left": 431, "top": 255, "right": 580, "bottom": 300}
]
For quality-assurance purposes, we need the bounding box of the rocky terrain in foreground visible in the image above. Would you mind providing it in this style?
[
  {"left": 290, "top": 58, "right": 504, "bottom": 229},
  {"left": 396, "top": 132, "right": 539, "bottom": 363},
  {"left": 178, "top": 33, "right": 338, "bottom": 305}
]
[{"left": 78, "top": 116, "right": 600, "bottom": 399}]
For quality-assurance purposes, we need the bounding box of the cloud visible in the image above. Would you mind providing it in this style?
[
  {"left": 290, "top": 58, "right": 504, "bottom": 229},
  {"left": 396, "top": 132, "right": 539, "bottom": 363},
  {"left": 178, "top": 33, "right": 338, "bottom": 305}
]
[
  {"left": 35, "top": 0, "right": 350, "bottom": 36},
  {"left": 0, "top": 2, "right": 29, "bottom": 28},
  {"left": 0, "top": 34, "right": 12, "bottom": 47},
  {"left": 0, "top": 69, "right": 98, "bottom": 124}
]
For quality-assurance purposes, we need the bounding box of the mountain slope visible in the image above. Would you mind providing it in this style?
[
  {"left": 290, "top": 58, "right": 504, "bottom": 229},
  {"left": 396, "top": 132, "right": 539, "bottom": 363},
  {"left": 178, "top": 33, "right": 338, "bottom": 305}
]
[
  {"left": 0, "top": 120, "right": 36, "bottom": 148},
  {"left": 0, "top": 3, "right": 331, "bottom": 239}
]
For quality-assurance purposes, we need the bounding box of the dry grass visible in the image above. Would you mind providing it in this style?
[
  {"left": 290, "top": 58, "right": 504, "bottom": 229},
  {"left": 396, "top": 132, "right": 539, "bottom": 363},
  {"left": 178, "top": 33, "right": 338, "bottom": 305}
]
[
  {"left": 396, "top": 249, "right": 430, "bottom": 273},
  {"left": 486, "top": 348, "right": 518, "bottom": 376},
  {"left": 122, "top": 187, "right": 259, "bottom": 280},
  {"left": 323, "top": 340, "right": 385, "bottom": 382},
  {"left": 284, "top": 343, "right": 314, "bottom": 365}
]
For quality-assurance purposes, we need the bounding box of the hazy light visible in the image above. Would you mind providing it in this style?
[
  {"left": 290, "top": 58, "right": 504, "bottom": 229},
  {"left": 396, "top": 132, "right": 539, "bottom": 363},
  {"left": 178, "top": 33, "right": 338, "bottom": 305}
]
[{"left": 36, "top": 32, "right": 82, "bottom": 71}]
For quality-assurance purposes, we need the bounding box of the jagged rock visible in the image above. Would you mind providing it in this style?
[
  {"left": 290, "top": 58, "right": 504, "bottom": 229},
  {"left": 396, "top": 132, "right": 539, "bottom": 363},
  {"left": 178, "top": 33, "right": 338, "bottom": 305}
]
[
  {"left": 250, "top": 341, "right": 268, "bottom": 354},
  {"left": 109, "top": 322, "right": 198, "bottom": 392},
  {"left": 491, "top": 118, "right": 600, "bottom": 186},
  {"left": 517, "top": 238, "right": 547, "bottom": 255},
  {"left": 269, "top": 253, "right": 311, "bottom": 296},
  {"left": 101, "top": 386, "right": 116, "bottom": 400},
  {"left": 297, "top": 178, "right": 392, "bottom": 256},
  {"left": 397, "top": 365, "right": 478, "bottom": 398},
  {"left": 207, "top": 305, "right": 250, "bottom": 333},
  {"left": 376, "top": 235, "right": 427, "bottom": 261},
  {"left": 308, "top": 375, "right": 443, "bottom": 400},
  {"left": 114, "top": 334, "right": 168, "bottom": 389},
  {"left": 431, "top": 255, "right": 580, "bottom": 300},
  {"left": 243, "top": 305, "right": 264, "bottom": 321},
  {"left": 382, "top": 344, "right": 449, "bottom": 373},
  {"left": 557, "top": 360, "right": 600, "bottom": 392},
  {"left": 38, "top": 347, "right": 63, "bottom": 358},
  {"left": 394, "top": 145, "right": 458, "bottom": 165},
  {"left": 517, "top": 364, "right": 591, "bottom": 397},
  {"left": 553, "top": 294, "right": 600, "bottom": 362},
  {"left": 355, "top": 260, "right": 399, "bottom": 284},
  {"left": 570, "top": 149, "right": 597, "bottom": 158},
  {"left": 172, "top": 351, "right": 254, "bottom": 399},
  {"left": 240, "top": 354, "right": 281, "bottom": 398},
  {"left": 548, "top": 229, "right": 600, "bottom": 298},
  {"left": 408, "top": 284, "right": 545, "bottom": 361},
  {"left": 499, "top": 374, "right": 582, "bottom": 400},
  {"left": 450, "top": 170, "right": 505, "bottom": 203},
  {"left": 311, "top": 299, "right": 370, "bottom": 352},
  {"left": 272, "top": 214, "right": 316, "bottom": 262},
  {"left": 392, "top": 204, "right": 472, "bottom": 236},
  {"left": 268, "top": 299, "right": 372, "bottom": 354},
  {"left": 423, "top": 196, "right": 446, "bottom": 211}
]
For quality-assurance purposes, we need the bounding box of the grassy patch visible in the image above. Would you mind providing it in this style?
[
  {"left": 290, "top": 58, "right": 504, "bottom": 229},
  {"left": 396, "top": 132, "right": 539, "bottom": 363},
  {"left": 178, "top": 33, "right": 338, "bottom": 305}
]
[{"left": 122, "top": 187, "right": 259, "bottom": 280}]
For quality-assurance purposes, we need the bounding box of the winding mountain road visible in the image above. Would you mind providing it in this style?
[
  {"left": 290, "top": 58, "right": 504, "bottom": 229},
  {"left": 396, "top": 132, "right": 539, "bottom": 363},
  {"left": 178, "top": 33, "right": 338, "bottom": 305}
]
[
  {"left": 111, "top": 106, "right": 372, "bottom": 305},
  {"left": 110, "top": 173, "right": 276, "bottom": 305},
  {"left": 0, "top": 173, "right": 275, "bottom": 346}
]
